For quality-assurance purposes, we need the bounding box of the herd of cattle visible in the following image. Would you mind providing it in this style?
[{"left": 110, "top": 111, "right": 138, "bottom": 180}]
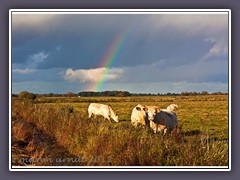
[{"left": 88, "top": 103, "right": 179, "bottom": 136}]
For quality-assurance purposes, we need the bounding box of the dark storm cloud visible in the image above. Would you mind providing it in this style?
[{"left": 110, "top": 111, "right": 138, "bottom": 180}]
[{"left": 12, "top": 13, "right": 228, "bottom": 69}]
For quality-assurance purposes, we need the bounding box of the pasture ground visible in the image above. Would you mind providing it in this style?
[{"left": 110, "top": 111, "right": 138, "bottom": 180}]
[{"left": 11, "top": 95, "right": 229, "bottom": 167}]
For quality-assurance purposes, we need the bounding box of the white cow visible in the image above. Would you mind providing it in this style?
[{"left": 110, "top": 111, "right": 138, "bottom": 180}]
[
  {"left": 131, "top": 104, "right": 148, "bottom": 127},
  {"left": 167, "top": 104, "right": 178, "bottom": 111},
  {"left": 88, "top": 103, "right": 119, "bottom": 122},
  {"left": 162, "top": 104, "right": 178, "bottom": 115}
]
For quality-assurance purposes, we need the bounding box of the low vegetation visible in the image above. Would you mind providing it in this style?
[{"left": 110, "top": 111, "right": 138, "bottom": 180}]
[{"left": 11, "top": 95, "right": 229, "bottom": 166}]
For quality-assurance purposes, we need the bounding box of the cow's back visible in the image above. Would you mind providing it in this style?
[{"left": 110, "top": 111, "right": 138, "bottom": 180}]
[
  {"left": 88, "top": 103, "right": 110, "bottom": 117},
  {"left": 154, "top": 111, "right": 178, "bottom": 130}
]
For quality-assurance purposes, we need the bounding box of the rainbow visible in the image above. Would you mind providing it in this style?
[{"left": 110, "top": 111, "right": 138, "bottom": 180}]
[{"left": 86, "top": 30, "right": 130, "bottom": 91}]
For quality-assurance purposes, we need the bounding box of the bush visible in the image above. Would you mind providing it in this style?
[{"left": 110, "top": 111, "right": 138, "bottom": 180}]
[
  {"left": 19, "top": 91, "right": 36, "bottom": 100},
  {"left": 66, "top": 92, "right": 75, "bottom": 97},
  {"left": 25, "top": 93, "right": 36, "bottom": 100},
  {"left": 19, "top": 91, "right": 29, "bottom": 99},
  {"left": 12, "top": 94, "right": 19, "bottom": 97}
]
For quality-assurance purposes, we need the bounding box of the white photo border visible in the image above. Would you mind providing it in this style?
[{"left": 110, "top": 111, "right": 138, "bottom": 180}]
[{"left": 9, "top": 9, "right": 231, "bottom": 171}]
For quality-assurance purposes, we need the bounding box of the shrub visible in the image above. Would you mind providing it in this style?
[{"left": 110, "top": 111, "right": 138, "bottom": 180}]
[
  {"left": 19, "top": 91, "right": 29, "bottom": 99},
  {"left": 19, "top": 91, "right": 36, "bottom": 100},
  {"left": 25, "top": 93, "right": 36, "bottom": 100},
  {"left": 66, "top": 92, "right": 75, "bottom": 97}
]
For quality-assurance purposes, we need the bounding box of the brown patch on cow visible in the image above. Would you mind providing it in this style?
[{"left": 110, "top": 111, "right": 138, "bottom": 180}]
[
  {"left": 155, "top": 107, "right": 161, "bottom": 112},
  {"left": 138, "top": 118, "right": 145, "bottom": 125}
]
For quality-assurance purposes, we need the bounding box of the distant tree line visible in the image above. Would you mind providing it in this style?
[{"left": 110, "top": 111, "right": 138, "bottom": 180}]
[
  {"left": 78, "top": 91, "right": 131, "bottom": 97},
  {"left": 128, "top": 91, "right": 228, "bottom": 96},
  {"left": 12, "top": 90, "right": 228, "bottom": 98}
]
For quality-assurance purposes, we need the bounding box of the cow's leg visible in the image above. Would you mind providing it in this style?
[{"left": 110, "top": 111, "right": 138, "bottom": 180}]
[
  {"left": 163, "top": 128, "right": 167, "bottom": 137},
  {"left": 155, "top": 124, "right": 158, "bottom": 134},
  {"left": 107, "top": 116, "right": 111, "bottom": 123},
  {"left": 88, "top": 112, "right": 92, "bottom": 118},
  {"left": 132, "top": 121, "right": 137, "bottom": 127}
]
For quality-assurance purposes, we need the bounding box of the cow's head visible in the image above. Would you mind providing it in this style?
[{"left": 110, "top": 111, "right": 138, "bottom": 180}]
[
  {"left": 135, "top": 105, "right": 149, "bottom": 125},
  {"left": 147, "top": 106, "right": 160, "bottom": 121},
  {"left": 135, "top": 105, "right": 148, "bottom": 118},
  {"left": 167, "top": 104, "right": 178, "bottom": 111},
  {"left": 112, "top": 115, "right": 119, "bottom": 122}
]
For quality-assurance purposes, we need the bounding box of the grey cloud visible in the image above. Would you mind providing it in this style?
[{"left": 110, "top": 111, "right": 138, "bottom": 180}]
[
  {"left": 12, "top": 13, "right": 228, "bottom": 69},
  {"left": 12, "top": 13, "right": 228, "bottom": 38},
  {"left": 116, "top": 59, "right": 228, "bottom": 84},
  {"left": 12, "top": 68, "right": 64, "bottom": 82},
  {"left": 13, "top": 68, "right": 36, "bottom": 74},
  {"left": 12, "top": 81, "right": 85, "bottom": 94}
]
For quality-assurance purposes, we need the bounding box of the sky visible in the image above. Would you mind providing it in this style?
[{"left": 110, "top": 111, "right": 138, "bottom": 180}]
[{"left": 11, "top": 11, "right": 229, "bottom": 94}]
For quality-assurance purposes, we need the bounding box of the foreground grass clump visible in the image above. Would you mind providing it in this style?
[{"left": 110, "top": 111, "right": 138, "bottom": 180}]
[{"left": 11, "top": 95, "right": 229, "bottom": 166}]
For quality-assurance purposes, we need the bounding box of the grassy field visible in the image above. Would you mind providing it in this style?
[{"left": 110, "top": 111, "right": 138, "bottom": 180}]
[{"left": 11, "top": 95, "right": 229, "bottom": 167}]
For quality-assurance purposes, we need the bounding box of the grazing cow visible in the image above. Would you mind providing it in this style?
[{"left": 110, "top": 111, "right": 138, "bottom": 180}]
[
  {"left": 150, "top": 110, "right": 178, "bottom": 136},
  {"left": 131, "top": 104, "right": 148, "bottom": 127},
  {"left": 88, "top": 103, "right": 119, "bottom": 122}
]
